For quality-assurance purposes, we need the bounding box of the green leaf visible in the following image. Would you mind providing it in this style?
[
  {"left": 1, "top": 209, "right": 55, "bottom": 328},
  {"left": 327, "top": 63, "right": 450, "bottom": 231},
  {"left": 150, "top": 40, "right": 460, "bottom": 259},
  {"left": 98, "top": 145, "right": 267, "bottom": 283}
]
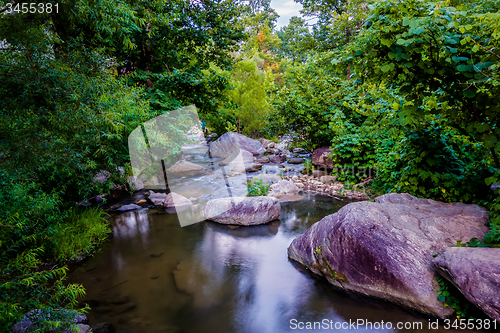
[
  {"left": 463, "top": 89, "right": 476, "bottom": 98},
  {"left": 380, "top": 63, "right": 395, "bottom": 72}
]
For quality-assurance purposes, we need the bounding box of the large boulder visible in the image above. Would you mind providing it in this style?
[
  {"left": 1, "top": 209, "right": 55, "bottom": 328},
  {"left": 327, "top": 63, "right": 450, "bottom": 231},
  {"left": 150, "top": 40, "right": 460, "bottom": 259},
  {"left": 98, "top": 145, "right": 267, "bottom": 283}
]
[
  {"left": 433, "top": 248, "right": 500, "bottom": 321},
  {"left": 219, "top": 149, "right": 254, "bottom": 166},
  {"left": 204, "top": 196, "right": 280, "bottom": 225},
  {"left": 210, "top": 132, "right": 265, "bottom": 158},
  {"left": 288, "top": 193, "right": 489, "bottom": 318},
  {"left": 312, "top": 147, "right": 334, "bottom": 168},
  {"left": 268, "top": 180, "right": 300, "bottom": 198},
  {"left": 166, "top": 160, "right": 212, "bottom": 177}
]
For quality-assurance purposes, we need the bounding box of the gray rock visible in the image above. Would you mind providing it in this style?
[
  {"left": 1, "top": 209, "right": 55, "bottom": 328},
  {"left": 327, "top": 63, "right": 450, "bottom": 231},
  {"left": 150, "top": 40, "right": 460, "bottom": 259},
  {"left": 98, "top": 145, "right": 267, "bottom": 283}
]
[
  {"left": 260, "top": 138, "right": 272, "bottom": 148},
  {"left": 66, "top": 324, "right": 91, "bottom": 333},
  {"left": 288, "top": 193, "right": 489, "bottom": 318},
  {"left": 288, "top": 158, "right": 304, "bottom": 164},
  {"left": 253, "top": 174, "right": 281, "bottom": 185},
  {"left": 254, "top": 156, "right": 270, "bottom": 163},
  {"left": 312, "top": 169, "right": 327, "bottom": 177},
  {"left": 117, "top": 204, "right": 142, "bottom": 212},
  {"left": 210, "top": 131, "right": 265, "bottom": 158},
  {"left": 146, "top": 190, "right": 168, "bottom": 206},
  {"left": 293, "top": 148, "right": 306, "bottom": 153},
  {"left": 204, "top": 196, "right": 280, "bottom": 225},
  {"left": 12, "top": 310, "right": 87, "bottom": 333},
  {"left": 164, "top": 192, "right": 193, "bottom": 208},
  {"left": 227, "top": 164, "right": 246, "bottom": 177},
  {"left": 268, "top": 142, "right": 275, "bottom": 148},
  {"left": 245, "top": 163, "right": 263, "bottom": 173},
  {"left": 433, "top": 248, "right": 500, "bottom": 321},
  {"left": 269, "top": 154, "right": 286, "bottom": 163},
  {"left": 320, "top": 175, "right": 336, "bottom": 183},
  {"left": 268, "top": 180, "right": 300, "bottom": 198},
  {"left": 93, "top": 170, "right": 111, "bottom": 183},
  {"left": 312, "top": 147, "right": 334, "bottom": 168},
  {"left": 166, "top": 160, "right": 212, "bottom": 177},
  {"left": 219, "top": 149, "right": 254, "bottom": 166},
  {"left": 91, "top": 322, "right": 115, "bottom": 333}
]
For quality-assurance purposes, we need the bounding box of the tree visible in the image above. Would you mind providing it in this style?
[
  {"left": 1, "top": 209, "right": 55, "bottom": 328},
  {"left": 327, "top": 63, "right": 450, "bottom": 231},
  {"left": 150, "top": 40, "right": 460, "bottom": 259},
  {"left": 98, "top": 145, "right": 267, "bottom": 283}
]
[
  {"left": 224, "top": 56, "right": 274, "bottom": 137},
  {"left": 277, "top": 16, "right": 313, "bottom": 62}
]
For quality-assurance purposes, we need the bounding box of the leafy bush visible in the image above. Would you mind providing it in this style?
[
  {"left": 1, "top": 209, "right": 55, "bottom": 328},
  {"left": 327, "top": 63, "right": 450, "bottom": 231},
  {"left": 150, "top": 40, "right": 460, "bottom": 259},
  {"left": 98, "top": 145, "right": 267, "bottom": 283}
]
[
  {"left": 0, "top": 172, "right": 110, "bottom": 331},
  {"left": 50, "top": 208, "right": 110, "bottom": 262},
  {"left": 246, "top": 179, "right": 271, "bottom": 196},
  {"left": 373, "top": 125, "right": 492, "bottom": 203}
]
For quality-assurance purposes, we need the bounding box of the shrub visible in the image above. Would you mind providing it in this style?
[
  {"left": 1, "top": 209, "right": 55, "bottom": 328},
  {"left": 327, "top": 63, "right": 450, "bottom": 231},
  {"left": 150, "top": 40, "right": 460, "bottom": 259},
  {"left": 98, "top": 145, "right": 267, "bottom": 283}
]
[{"left": 246, "top": 179, "right": 271, "bottom": 196}]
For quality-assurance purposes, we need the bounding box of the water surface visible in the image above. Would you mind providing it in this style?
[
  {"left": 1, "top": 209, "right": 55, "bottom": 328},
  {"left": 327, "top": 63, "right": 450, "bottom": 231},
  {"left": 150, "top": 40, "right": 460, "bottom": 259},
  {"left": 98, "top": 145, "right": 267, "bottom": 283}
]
[{"left": 68, "top": 194, "right": 488, "bottom": 333}]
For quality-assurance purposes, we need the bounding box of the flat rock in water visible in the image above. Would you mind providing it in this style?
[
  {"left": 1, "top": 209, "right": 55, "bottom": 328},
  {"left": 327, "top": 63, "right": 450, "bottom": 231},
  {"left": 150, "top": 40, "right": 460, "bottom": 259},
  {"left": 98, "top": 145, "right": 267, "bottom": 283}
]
[
  {"left": 245, "top": 163, "right": 263, "bottom": 173},
  {"left": 204, "top": 196, "right": 280, "bottom": 225},
  {"left": 146, "top": 190, "right": 168, "bottom": 206},
  {"left": 166, "top": 160, "right": 212, "bottom": 177},
  {"left": 255, "top": 156, "right": 270, "bottom": 163},
  {"left": 287, "top": 193, "right": 489, "bottom": 318},
  {"left": 210, "top": 131, "right": 265, "bottom": 158},
  {"left": 433, "top": 248, "right": 500, "bottom": 321},
  {"left": 269, "top": 154, "right": 286, "bottom": 163},
  {"left": 288, "top": 158, "right": 304, "bottom": 164},
  {"left": 117, "top": 204, "right": 142, "bottom": 212},
  {"left": 219, "top": 149, "right": 254, "bottom": 166},
  {"left": 163, "top": 192, "right": 193, "bottom": 208},
  {"left": 268, "top": 180, "right": 300, "bottom": 198}
]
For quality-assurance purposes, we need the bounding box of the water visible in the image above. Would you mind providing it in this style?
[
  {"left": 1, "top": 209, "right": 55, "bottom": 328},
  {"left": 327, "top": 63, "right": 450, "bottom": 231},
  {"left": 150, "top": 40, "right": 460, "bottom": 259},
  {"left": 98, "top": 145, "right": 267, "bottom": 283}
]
[{"left": 68, "top": 195, "right": 487, "bottom": 333}]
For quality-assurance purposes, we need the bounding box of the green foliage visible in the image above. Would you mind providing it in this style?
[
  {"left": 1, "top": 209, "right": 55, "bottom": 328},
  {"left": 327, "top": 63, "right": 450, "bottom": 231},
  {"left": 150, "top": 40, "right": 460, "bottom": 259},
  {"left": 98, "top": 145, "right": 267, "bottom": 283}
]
[
  {"left": 50, "top": 208, "right": 110, "bottom": 262},
  {"left": 221, "top": 55, "right": 275, "bottom": 137},
  {"left": 276, "top": 16, "right": 313, "bottom": 62},
  {"left": 436, "top": 276, "right": 472, "bottom": 319},
  {"left": 349, "top": 0, "right": 500, "bottom": 169},
  {"left": 0, "top": 173, "right": 97, "bottom": 331},
  {"left": 246, "top": 178, "right": 271, "bottom": 196},
  {"left": 303, "top": 160, "right": 315, "bottom": 174},
  {"left": 373, "top": 124, "right": 492, "bottom": 202}
]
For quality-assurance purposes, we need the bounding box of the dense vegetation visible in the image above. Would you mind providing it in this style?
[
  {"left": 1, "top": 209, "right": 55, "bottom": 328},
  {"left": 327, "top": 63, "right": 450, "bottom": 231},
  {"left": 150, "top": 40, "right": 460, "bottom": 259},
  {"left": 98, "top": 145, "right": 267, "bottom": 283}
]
[{"left": 1, "top": 0, "right": 499, "bottom": 330}]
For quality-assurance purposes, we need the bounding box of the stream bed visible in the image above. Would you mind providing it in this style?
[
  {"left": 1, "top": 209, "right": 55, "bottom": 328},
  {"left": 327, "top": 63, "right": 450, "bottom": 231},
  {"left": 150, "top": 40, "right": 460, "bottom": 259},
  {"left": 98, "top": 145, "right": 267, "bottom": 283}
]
[{"left": 68, "top": 194, "right": 487, "bottom": 333}]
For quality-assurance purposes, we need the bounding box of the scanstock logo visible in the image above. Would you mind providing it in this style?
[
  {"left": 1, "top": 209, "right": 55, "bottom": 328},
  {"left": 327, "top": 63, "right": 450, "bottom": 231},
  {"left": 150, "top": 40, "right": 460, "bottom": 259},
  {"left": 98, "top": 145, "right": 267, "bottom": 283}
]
[{"left": 128, "top": 105, "right": 251, "bottom": 227}]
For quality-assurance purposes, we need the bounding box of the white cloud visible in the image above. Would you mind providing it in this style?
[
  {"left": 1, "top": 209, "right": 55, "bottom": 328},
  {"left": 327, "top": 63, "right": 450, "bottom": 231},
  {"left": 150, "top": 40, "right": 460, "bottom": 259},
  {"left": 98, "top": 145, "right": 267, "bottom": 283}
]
[{"left": 271, "top": 0, "right": 304, "bottom": 29}]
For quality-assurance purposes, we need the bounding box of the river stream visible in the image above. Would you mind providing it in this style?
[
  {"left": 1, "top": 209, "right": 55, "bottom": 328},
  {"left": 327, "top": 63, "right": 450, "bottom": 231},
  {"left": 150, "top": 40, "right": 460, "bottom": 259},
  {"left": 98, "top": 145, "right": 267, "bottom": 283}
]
[{"left": 67, "top": 192, "right": 488, "bottom": 333}]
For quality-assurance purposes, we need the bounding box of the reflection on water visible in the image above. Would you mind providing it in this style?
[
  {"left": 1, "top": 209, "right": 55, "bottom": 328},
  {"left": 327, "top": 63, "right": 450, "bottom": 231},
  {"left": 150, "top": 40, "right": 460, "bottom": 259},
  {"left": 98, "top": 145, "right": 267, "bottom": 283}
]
[{"left": 68, "top": 196, "right": 487, "bottom": 333}]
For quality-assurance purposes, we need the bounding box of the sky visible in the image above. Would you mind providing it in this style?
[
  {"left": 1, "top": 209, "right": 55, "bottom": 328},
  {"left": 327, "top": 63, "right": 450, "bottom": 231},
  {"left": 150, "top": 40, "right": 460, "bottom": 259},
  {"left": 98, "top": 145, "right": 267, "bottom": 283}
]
[{"left": 270, "top": 0, "right": 308, "bottom": 29}]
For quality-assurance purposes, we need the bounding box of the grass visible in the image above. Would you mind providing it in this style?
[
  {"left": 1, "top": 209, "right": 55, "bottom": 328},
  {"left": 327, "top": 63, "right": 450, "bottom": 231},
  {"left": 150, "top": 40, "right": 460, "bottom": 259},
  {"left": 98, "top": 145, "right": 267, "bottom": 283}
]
[{"left": 51, "top": 207, "right": 111, "bottom": 262}]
